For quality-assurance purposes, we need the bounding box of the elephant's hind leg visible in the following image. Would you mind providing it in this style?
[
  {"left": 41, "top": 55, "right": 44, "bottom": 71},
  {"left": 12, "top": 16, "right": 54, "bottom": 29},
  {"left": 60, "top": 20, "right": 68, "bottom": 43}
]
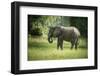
[
  {"left": 75, "top": 38, "right": 79, "bottom": 49},
  {"left": 71, "top": 42, "right": 74, "bottom": 49},
  {"left": 75, "top": 43, "right": 78, "bottom": 49},
  {"left": 71, "top": 39, "right": 75, "bottom": 49}
]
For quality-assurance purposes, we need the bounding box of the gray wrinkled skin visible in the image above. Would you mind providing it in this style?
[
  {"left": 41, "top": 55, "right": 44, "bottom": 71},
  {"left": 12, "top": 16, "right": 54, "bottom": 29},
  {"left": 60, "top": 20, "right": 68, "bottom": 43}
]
[{"left": 48, "top": 26, "right": 80, "bottom": 50}]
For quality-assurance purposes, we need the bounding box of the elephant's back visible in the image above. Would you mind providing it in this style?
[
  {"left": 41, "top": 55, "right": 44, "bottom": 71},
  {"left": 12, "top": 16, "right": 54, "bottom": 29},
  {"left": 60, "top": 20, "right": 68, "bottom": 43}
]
[
  {"left": 61, "top": 27, "right": 80, "bottom": 41},
  {"left": 73, "top": 27, "right": 80, "bottom": 36}
]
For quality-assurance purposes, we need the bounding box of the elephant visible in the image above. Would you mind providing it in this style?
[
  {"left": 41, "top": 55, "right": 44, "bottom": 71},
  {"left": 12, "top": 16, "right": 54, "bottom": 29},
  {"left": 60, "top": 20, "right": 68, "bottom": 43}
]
[{"left": 48, "top": 26, "right": 80, "bottom": 50}]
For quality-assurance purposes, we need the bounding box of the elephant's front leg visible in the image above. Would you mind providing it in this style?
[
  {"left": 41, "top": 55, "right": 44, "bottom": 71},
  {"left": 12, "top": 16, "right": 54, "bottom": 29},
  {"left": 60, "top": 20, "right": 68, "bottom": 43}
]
[
  {"left": 60, "top": 39, "right": 63, "bottom": 50},
  {"left": 57, "top": 38, "right": 60, "bottom": 50},
  {"left": 57, "top": 37, "right": 63, "bottom": 50},
  {"left": 60, "top": 42, "right": 63, "bottom": 50}
]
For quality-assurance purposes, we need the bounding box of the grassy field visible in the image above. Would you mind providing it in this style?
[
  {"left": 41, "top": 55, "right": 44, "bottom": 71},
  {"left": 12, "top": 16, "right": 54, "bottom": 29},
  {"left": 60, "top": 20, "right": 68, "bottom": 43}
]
[{"left": 28, "top": 36, "right": 88, "bottom": 61}]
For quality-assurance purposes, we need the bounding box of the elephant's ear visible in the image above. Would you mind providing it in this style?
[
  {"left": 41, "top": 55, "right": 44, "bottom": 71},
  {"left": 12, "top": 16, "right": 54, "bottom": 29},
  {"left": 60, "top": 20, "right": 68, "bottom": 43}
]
[
  {"left": 58, "top": 28, "right": 62, "bottom": 36},
  {"left": 54, "top": 27, "right": 62, "bottom": 37}
]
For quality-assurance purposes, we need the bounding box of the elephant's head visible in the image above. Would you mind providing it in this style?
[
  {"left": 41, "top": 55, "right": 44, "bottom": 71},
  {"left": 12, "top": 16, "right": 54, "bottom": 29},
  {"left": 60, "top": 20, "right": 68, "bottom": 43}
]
[
  {"left": 48, "top": 27, "right": 54, "bottom": 43},
  {"left": 48, "top": 26, "right": 62, "bottom": 43}
]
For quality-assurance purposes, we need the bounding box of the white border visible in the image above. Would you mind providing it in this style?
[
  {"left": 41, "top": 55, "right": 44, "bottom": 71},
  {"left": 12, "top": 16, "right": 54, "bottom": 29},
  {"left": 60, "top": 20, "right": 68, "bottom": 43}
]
[{"left": 20, "top": 6, "right": 95, "bottom": 70}]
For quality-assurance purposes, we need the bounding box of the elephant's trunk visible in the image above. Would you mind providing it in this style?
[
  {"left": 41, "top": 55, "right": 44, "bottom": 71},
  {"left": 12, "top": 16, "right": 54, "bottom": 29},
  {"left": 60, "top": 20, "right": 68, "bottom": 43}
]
[{"left": 48, "top": 37, "right": 53, "bottom": 43}]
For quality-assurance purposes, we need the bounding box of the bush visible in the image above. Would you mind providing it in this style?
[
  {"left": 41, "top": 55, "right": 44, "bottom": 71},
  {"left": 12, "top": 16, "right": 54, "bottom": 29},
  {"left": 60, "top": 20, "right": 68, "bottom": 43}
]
[{"left": 30, "top": 28, "right": 43, "bottom": 36}]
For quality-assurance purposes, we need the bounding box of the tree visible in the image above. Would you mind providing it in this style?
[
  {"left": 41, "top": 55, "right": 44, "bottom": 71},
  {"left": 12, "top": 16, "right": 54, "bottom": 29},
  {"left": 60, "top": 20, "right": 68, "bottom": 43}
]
[
  {"left": 28, "top": 15, "right": 88, "bottom": 38},
  {"left": 70, "top": 17, "right": 88, "bottom": 37}
]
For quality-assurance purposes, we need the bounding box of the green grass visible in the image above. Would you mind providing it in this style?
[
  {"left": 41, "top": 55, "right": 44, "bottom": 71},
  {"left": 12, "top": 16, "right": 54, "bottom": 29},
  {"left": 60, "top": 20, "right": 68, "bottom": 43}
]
[{"left": 28, "top": 36, "right": 88, "bottom": 61}]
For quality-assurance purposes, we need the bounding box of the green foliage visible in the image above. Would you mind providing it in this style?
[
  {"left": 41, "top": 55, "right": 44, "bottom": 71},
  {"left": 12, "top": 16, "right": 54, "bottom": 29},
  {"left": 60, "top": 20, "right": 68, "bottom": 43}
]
[
  {"left": 28, "top": 15, "right": 68, "bottom": 36},
  {"left": 70, "top": 17, "right": 88, "bottom": 37},
  {"left": 30, "top": 27, "right": 42, "bottom": 36},
  {"left": 28, "top": 15, "right": 88, "bottom": 38}
]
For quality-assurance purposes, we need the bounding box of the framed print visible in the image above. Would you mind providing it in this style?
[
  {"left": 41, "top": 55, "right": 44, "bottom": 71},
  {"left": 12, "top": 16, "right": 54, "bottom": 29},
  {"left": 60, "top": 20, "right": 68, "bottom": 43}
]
[{"left": 11, "top": 1, "right": 98, "bottom": 74}]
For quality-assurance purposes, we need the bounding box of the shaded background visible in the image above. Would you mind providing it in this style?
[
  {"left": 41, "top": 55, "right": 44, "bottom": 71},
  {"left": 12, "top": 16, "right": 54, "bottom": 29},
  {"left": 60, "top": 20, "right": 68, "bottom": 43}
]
[{"left": 28, "top": 15, "right": 88, "bottom": 38}]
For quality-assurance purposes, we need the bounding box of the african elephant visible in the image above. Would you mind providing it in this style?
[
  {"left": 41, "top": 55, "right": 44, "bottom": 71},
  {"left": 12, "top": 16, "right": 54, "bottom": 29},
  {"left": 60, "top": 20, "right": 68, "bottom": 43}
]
[{"left": 48, "top": 26, "right": 80, "bottom": 50}]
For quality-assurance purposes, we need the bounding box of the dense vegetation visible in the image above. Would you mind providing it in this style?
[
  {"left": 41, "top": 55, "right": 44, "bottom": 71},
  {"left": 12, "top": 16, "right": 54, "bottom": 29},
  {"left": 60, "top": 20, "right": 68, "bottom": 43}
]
[
  {"left": 28, "top": 15, "right": 88, "bottom": 37},
  {"left": 28, "top": 15, "right": 88, "bottom": 61}
]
